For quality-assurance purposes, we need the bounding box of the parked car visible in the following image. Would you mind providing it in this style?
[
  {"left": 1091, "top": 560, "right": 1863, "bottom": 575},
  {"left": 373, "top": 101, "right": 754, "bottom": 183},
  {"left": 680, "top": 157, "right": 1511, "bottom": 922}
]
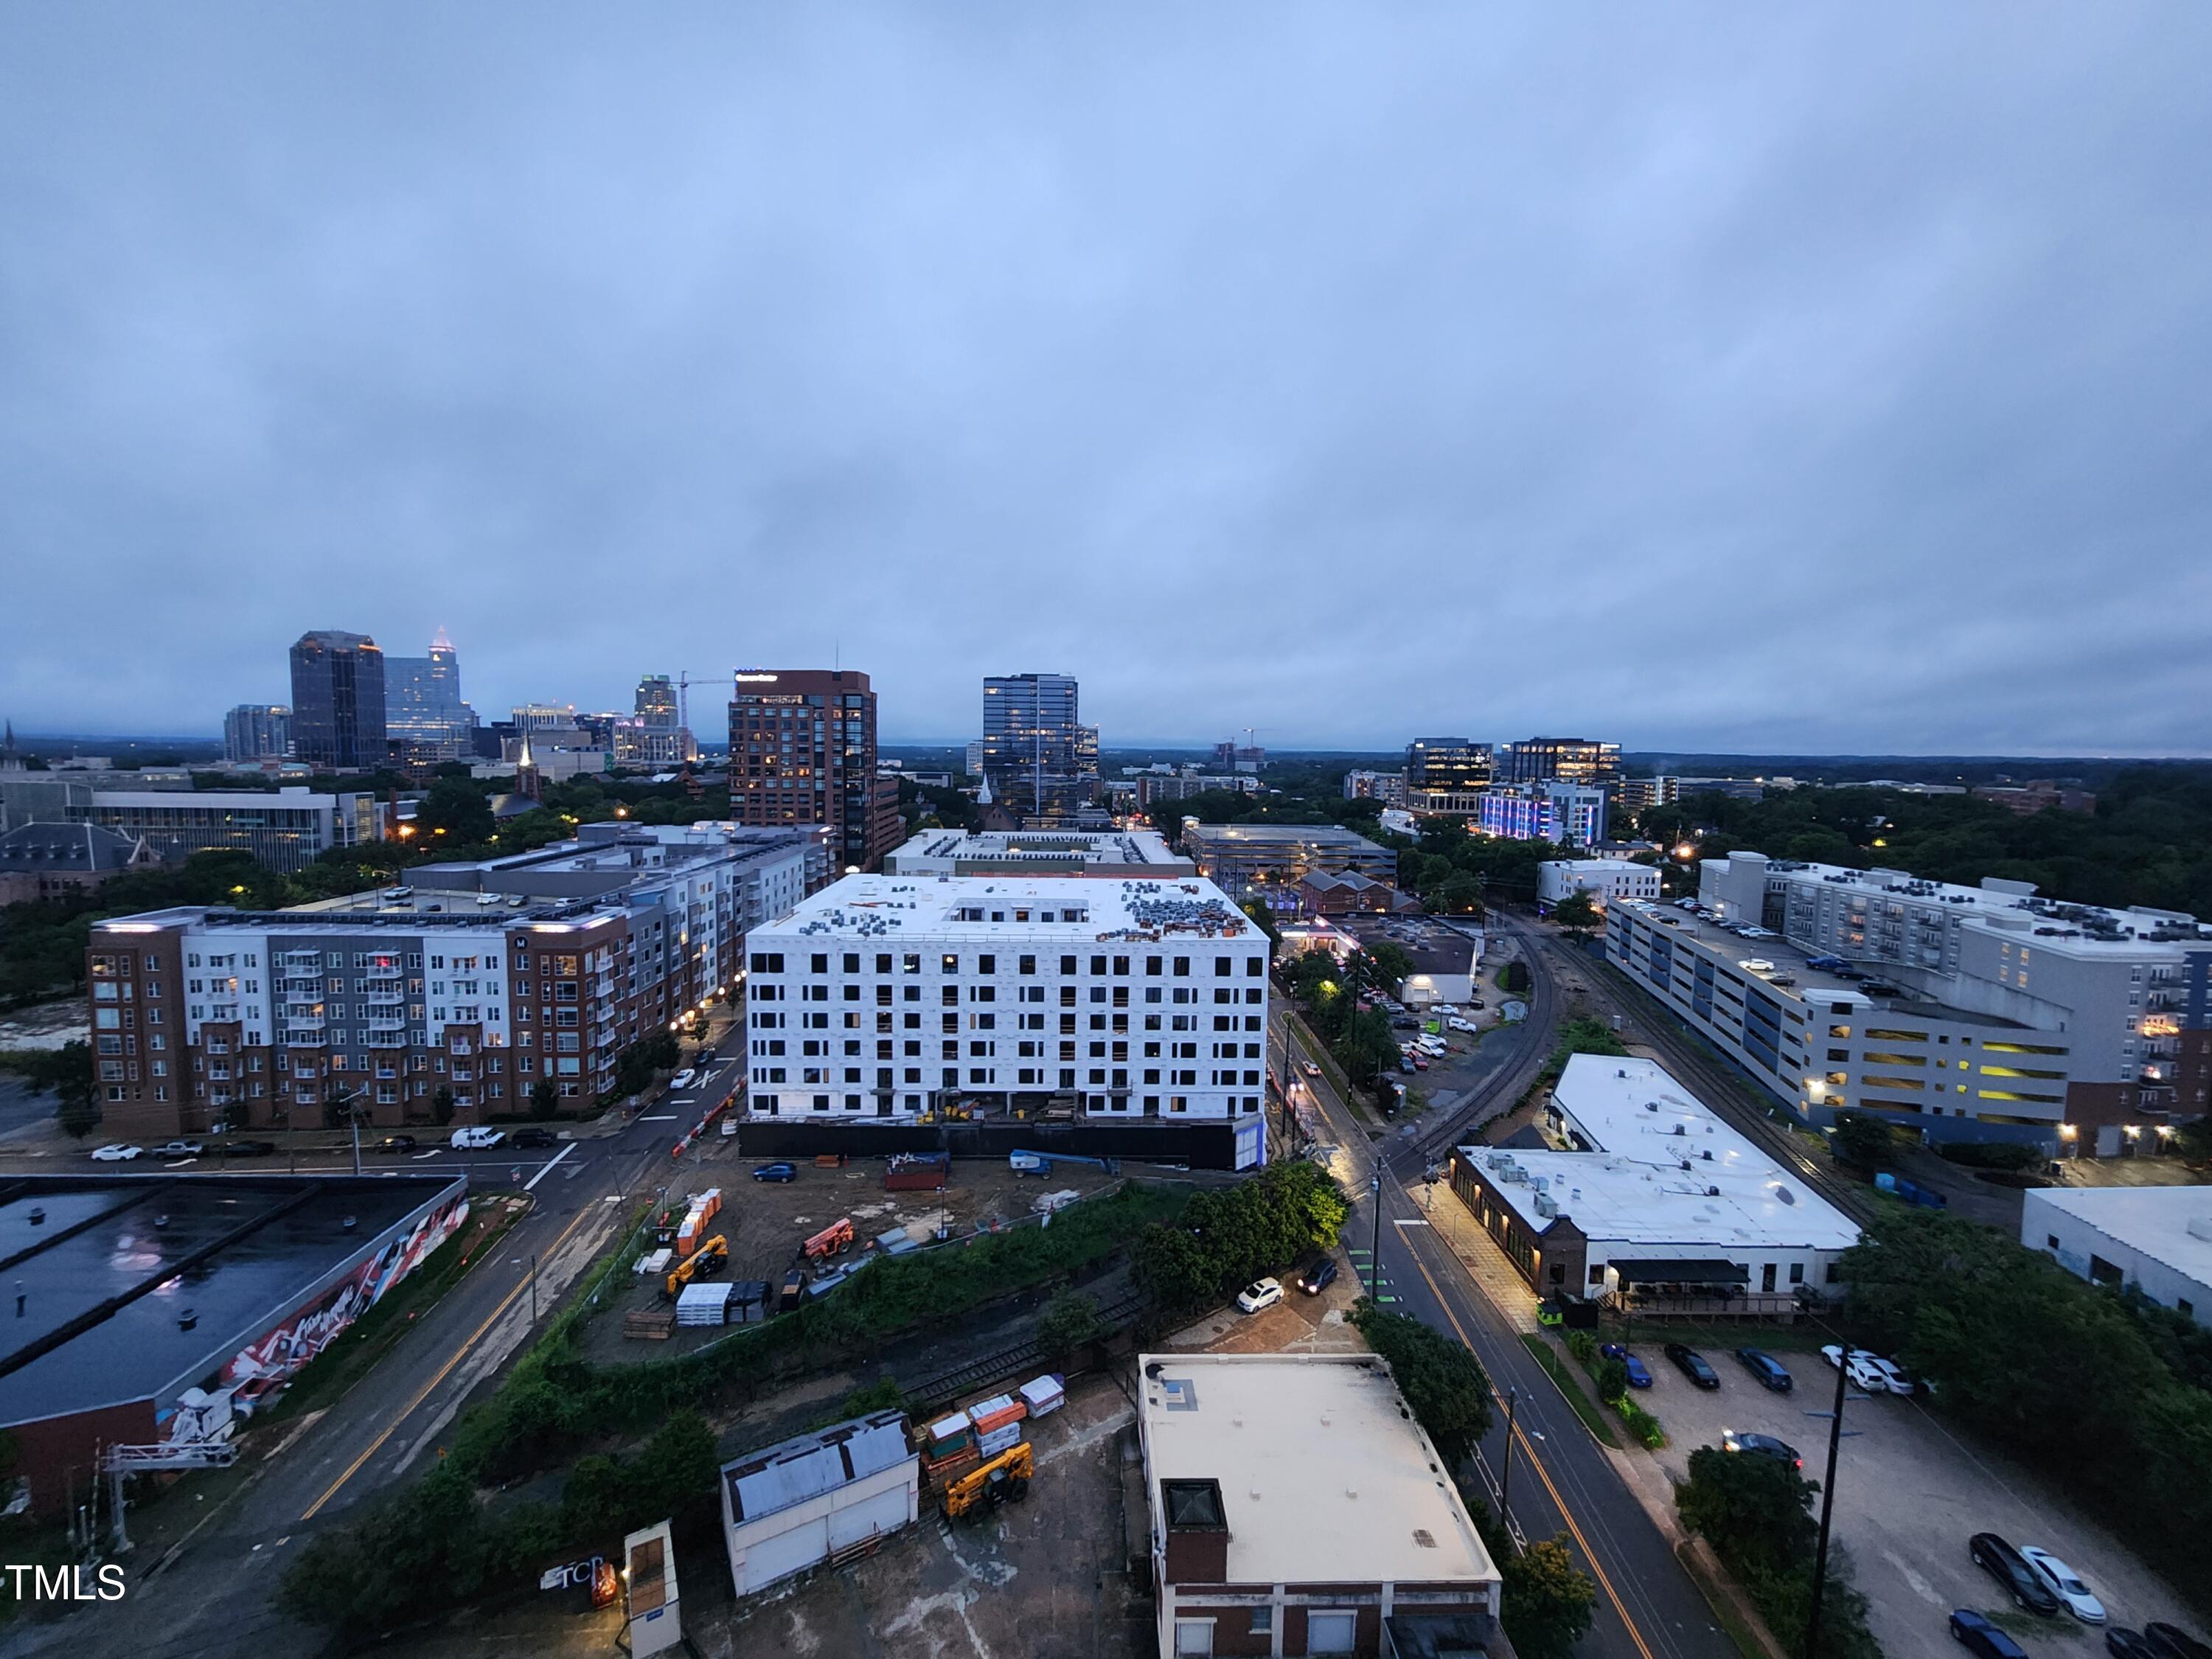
[
  {"left": 1720, "top": 1430, "right": 1802, "bottom": 1470},
  {"left": 509, "top": 1127, "right": 560, "bottom": 1149},
  {"left": 1294, "top": 1256, "right": 1339, "bottom": 1295},
  {"left": 1599, "top": 1343, "right": 1652, "bottom": 1388},
  {"left": 151, "top": 1139, "right": 204, "bottom": 1159},
  {"left": 1411, "top": 1055, "right": 1430, "bottom": 1071},
  {"left": 2020, "top": 1548, "right": 2106, "bottom": 1624},
  {"left": 695, "top": 1050, "right": 717, "bottom": 1066},
  {"left": 669, "top": 1068, "right": 698, "bottom": 1090},
  {"left": 373, "top": 1134, "right": 418, "bottom": 1154},
  {"left": 1734, "top": 1348, "right": 1794, "bottom": 1392},
  {"left": 1860, "top": 1354, "right": 1916, "bottom": 1396},
  {"left": 1236, "top": 1277, "right": 1284, "bottom": 1315},
  {"left": 2109, "top": 1631, "right": 2163, "bottom": 1659},
  {"left": 450, "top": 1126, "right": 505, "bottom": 1150},
  {"left": 1969, "top": 1534, "right": 2064, "bottom": 1617},
  {"left": 751, "top": 1161, "right": 798, "bottom": 1183},
  {"left": 218, "top": 1138, "right": 276, "bottom": 1158},
  {"left": 1952, "top": 1610, "right": 2031, "bottom": 1659},
  {"left": 90, "top": 1143, "right": 143, "bottom": 1162},
  {"left": 1393, "top": 1017, "right": 1419, "bottom": 1030},
  {"left": 2144, "top": 1626, "right": 2212, "bottom": 1659},
  {"left": 1820, "top": 1346, "right": 1893, "bottom": 1394},
  {"left": 1665, "top": 1344, "right": 1720, "bottom": 1389}
]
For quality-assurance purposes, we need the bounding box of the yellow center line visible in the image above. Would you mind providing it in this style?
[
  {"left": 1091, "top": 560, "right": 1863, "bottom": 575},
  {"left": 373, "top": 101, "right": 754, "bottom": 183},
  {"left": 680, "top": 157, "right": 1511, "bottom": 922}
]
[
  {"left": 1391, "top": 1186, "right": 1663, "bottom": 1659},
  {"left": 299, "top": 1194, "right": 603, "bottom": 1522}
]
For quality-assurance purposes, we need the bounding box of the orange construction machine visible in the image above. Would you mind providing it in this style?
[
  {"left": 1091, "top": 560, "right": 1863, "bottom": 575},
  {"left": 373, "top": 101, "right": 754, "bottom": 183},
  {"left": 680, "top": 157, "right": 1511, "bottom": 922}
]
[{"left": 802, "top": 1217, "right": 855, "bottom": 1261}]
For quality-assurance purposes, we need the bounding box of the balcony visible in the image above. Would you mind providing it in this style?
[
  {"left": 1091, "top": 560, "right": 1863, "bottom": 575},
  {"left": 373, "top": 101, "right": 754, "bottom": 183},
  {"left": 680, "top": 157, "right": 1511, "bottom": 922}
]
[{"left": 284, "top": 1032, "right": 327, "bottom": 1049}]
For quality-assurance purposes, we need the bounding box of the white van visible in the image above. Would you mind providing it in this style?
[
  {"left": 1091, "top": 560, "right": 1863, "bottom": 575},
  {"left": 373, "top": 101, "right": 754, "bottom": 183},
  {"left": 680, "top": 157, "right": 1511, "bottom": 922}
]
[{"left": 450, "top": 1126, "right": 505, "bottom": 1150}]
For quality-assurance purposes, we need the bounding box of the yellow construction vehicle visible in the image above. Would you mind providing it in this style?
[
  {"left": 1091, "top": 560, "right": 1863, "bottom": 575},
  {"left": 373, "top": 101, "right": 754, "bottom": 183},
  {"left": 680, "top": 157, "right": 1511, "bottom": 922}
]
[
  {"left": 940, "top": 1441, "right": 1032, "bottom": 1520},
  {"left": 664, "top": 1234, "right": 728, "bottom": 1299}
]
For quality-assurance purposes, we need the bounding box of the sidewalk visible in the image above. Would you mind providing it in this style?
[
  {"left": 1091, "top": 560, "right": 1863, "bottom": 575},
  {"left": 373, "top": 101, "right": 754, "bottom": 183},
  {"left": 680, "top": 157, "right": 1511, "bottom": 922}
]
[{"left": 1412, "top": 1173, "right": 1542, "bottom": 1333}]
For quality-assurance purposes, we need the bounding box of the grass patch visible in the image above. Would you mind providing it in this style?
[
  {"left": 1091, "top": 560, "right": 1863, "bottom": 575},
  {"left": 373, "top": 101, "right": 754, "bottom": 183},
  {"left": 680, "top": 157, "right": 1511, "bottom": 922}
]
[
  {"left": 1518, "top": 1333, "right": 1620, "bottom": 1448},
  {"left": 254, "top": 1197, "right": 531, "bottom": 1426},
  {"left": 1672, "top": 1539, "right": 1786, "bottom": 1659}
]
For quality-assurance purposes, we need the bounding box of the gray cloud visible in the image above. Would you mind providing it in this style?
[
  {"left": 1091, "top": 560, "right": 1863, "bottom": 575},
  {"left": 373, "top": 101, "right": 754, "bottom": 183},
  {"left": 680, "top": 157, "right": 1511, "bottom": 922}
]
[{"left": 2, "top": 5, "right": 2208, "bottom": 752}]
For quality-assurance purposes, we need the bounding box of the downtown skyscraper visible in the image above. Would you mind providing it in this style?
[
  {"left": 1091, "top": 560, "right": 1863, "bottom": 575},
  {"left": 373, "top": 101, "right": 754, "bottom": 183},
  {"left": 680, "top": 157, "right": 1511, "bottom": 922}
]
[{"left": 980, "top": 672, "right": 1098, "bottom": 824}]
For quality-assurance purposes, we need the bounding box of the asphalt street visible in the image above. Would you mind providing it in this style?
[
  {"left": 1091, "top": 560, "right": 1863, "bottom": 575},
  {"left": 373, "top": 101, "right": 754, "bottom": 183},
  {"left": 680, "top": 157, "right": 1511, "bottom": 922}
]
[
  {"left": 1276, "top": 914, "right": 1739, "bottom": 1659},
  {"left": 2, "top": 1032, "right": 751, "bottom": 1659}
]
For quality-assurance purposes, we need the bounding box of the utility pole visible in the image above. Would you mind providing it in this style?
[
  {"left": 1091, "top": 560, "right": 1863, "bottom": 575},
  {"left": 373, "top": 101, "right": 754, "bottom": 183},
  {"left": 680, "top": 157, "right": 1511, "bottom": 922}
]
[
  {"left": 1805, "top": 1344, "right": 1851, "bottom": 1659},
  {"left": 1498, "top": 1387, "right": 1520, "bottom": 1534}
]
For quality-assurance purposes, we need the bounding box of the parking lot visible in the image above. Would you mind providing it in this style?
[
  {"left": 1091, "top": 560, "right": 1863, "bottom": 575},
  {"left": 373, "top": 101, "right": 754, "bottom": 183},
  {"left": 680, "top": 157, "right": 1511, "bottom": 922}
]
[{"left": 1615, "top": 1336, "right": 2205, "bottom": 1659}]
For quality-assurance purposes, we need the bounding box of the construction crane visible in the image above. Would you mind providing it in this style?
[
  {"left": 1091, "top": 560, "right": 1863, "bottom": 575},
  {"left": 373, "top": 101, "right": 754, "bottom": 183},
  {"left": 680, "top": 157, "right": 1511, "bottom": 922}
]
[{"left": 940, "top": 1441, "right": 1033, "bottom": 1520}]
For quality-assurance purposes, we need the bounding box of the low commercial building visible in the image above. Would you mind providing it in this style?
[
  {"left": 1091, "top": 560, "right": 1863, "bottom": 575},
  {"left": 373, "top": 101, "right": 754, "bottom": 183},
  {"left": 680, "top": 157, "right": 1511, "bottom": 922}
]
[
  {"left": 1343, "top": 917, "right": 1486, "bottom": 1007},
  {"left": 1293, "top": 872, "right": 1419, "bottom": 918},
  {"left": 883, "top": 827, "right": 1193, "bottom": 879},
  {"left": 0, "top": 823, "right": 160, "bottom": 903},
  {"left": 717, "top": 1410, "right": 919, "bottom": 1599},
  {"left": 1537, "top": 859, "right": 1660, "bottom": 910},
  {"left": 0, "top": 1172, "right": 468, "bottom": 1517},
  {"left": 1449, "top": 1055, "right": 1860, "bottom": 1313},
  {"left": 1477, "top": 782, "right": 1607, "bottom": 848},
  {"left": 744, "top": 873, "right": 1269, "bottom": 1159},
  {"left": 1138, "top": 1352, "right": 1502, "bottom": 1659},
  {"left": 83, "top": 822, "right": 821, "bottom": 1141},
  {"left": 1973, "top": 781, "right": 2097, "bottom": 816},
  {"left": 2023, "top": 1186, "right": 2212, "bottom": 1326},
  {"left": 87, "top": 787, "right": 381, "bottom": 874},
  {"left": 1642, "top": 852, "right": 2212, "bottom": 1155},
  {"left": 1182, "top": 821, "right": 1397, "bottom": 900}
]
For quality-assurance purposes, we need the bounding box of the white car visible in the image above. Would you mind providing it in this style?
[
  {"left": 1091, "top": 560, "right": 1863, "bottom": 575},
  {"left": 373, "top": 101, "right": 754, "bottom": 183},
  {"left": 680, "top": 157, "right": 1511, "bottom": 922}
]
[
  {"left": 1236, "top": 1277, "right": 1284, "bottom": 1315},
  {"left": 1447, "top": 1018, "right": 1479, "bottom": 1034},
  {"left": 90, "top": 1143, "right": 142, "bottom": 1162},
  {"left": 2020, "top": 1548, "right": 2106, "bottom": 1623},
  {"left": 152, "top": 1139, "right": 204, "bottom": 1159},
  {"left": 669, "top": 1068, "right": 698, "bottom": 1091},
  {"left": 1301, "top": 1061, "right": 1322, "bottom": 1078},
  {"left": 450, "top": 1126, "right": 505, "bottom": 1150},
  {"left": 1860, "top": 1354, "right": 1916, "bottom": 1397},
  {"left": 1818, "top": 1346, "right": 1892, "bottom": 1394}
]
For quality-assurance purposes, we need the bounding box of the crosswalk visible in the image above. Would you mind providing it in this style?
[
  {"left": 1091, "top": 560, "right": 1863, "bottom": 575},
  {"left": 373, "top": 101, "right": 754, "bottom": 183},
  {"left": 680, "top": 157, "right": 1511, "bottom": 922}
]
[{"left": 1343, "top": 1245, "right": 1402, "bottom": 1305}]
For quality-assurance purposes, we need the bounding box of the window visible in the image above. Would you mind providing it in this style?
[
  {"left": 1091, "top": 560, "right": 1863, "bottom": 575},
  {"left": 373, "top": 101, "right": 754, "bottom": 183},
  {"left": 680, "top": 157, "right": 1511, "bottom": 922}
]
[{"left": 1248, "top": 1607, "right": 1272, "bottom": 1635}]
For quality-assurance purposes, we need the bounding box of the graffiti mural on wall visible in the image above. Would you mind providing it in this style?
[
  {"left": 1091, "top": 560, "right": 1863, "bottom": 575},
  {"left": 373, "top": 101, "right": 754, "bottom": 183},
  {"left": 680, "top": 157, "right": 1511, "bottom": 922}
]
[{"left": 218, "top": 1194, "right": 471, "bottom": 1402}]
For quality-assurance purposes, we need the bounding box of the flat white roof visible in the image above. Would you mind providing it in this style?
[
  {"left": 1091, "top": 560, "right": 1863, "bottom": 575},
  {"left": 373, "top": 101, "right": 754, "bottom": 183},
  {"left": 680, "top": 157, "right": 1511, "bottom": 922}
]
[
  {"left": 2025, "top": 1186, "right": 2212, "bottom": 1289},
  {"left": 886, "top": 827, "right": 1189, "bottom": 870},
  {"left": 751, "top": 872, "right": 1262, "bottom": 945},
  {"left": 1465, "top": 1055, "right": 1860, "bottom": 1253},
  {"left": 1138, "top": 1353, "right": 1498, "bottom": 1589},
  {"left": 1544, "top": 858, "right": 1649, "bottom": 873}
]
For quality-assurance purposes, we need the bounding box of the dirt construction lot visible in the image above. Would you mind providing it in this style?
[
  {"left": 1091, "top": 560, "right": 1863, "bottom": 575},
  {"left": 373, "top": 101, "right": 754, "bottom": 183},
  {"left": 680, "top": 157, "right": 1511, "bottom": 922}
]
[{"left": 1621, "top": 1338, "right": 2208, "bottom": 1659}]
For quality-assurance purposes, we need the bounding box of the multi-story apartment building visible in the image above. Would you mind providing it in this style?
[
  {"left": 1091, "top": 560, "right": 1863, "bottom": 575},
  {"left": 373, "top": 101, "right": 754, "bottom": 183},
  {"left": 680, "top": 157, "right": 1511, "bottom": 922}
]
[
  {"left": 223, "top": 704, "right": 291, "bottom": 762},
  {"left": 90, "top": 786, "right": 380, "bottom": 873},
  {"left": 1341, "top": 768, "right": 1406, "bottom": 805},
  {"left": 980, "top": 672, "right": 1096, "bottom": 824},
  {"left": 728, "top": 669, "right": 901, "bottom": 873},
  {"left": 743, "top": 873, "right": 1269, "bottom": 1136},
  {"left": 1500, "top": 737, "right": 1621, "bottom": 791},
  {"left": 1600, "top": 850, "right": 2212, "bottom": 1156},
  {"left": 1615, "top": 775, "right": 1680, "bottom": 815},
  {"left": 1538, "top": 858, "right": 1660, "bottom": 908},
  {"left": 1477, "top": 781, "right": 1607, "bottom": 847},
  {"left": 1180, "top": 821, "right": 1397, "bottom": 900},
  {"left": 288, "top": 630, "right": 387, "bottom": 771},
  {"left": 883, "top": 827, "right": 1194, "bottom": 878},
  {"left": 84, "top": 822, "right": 821, "bottom": 1141}
]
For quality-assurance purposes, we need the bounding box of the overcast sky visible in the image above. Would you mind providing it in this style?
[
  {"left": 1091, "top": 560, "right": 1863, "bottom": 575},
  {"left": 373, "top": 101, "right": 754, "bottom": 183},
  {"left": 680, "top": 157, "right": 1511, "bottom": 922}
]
[{"left": 3, "top": 7, "right": 2208, "bottom": 754}]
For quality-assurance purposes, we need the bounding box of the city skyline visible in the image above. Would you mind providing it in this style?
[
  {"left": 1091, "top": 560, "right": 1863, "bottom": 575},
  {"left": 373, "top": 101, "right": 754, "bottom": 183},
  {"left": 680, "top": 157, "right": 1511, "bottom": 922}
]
[{"left": 4, "top": 11, "right": 2210, "bottom": 754}]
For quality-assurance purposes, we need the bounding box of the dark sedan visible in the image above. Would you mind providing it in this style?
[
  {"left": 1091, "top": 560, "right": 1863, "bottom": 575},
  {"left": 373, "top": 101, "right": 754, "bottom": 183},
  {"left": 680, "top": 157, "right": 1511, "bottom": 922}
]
[
  {"left": 1735, "top": 1348, "right": 1794, "bottom": 1392},
  {"left": 1665, "top": 1343, "right": 1720, "bottom": 1390},
  {"left": 2146, "top": 1626, "right": 2212, "bottom": 1659},
  {"left": 751, "top": 1161, "right": 798, "bottom": 1183},
  {"left": 1599, "top": 1343, "right": 1653, "bottom": 1388},
  {"left": 1952, "top": 1610, "right": 2029, "bottom": 1659},
  {"left": 2110, "top": 1632, "right": 2163, "bottom": 1659},
  {"left": 217, "top": 1138, "right": 276, "bottom": 1158},
  {"left": 373, "top": 1134, "right": 419, "bottom": 1155},
  {"left": 1721, "top": 1430, "right": 1802, "bottom": 1471},
  {"left": 1970, "top": 1533, "right": 2062, "bottom": 1617},
  {"left": 509, "top": 1127, "right": 560, "bottom": 1149}
]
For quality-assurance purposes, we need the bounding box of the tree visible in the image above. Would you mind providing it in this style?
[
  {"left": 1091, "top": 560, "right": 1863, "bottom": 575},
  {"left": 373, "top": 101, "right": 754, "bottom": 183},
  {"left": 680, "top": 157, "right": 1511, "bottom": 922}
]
[
  {"left": 1549, "top": 891, "right": 1601, "bottom": 933},
  {"left": 1828, "top": 1110, "right": 1894, "bottom": 1172},
  {"left": 1500, "top": 1535, "right": 1599, "bottom": 1659},
  {"left": 529, "top": 1080, "right": 559, "bottom": 1121},
  {"left": 416, "top": 776, "right": 497, "bottom": 846},
  {"left": 1333, "top": 1007, "right": 1400, "bottom": 1086},
  {"left": 1362, "top": 940, "right": 1415, "bottom": 990},
  {"left": 1596, "top": 1354, "right": 1630, "bottom": 1405},
  {"left": 1034, "top": 1290, "right": 1102, "bottom": 1360},
  {"left": 1676, "top": 1444, "right": 1817, "bottom": 1578},
  {"left": 432, "top": 1086, "right": 457, "bottom": 1127},
  {"left": 1348, "top": 1301, "right": 1494, "bottom": 1463},
  {"left": 6, "top": 1041, "right": 98, "bottom": 1136}
]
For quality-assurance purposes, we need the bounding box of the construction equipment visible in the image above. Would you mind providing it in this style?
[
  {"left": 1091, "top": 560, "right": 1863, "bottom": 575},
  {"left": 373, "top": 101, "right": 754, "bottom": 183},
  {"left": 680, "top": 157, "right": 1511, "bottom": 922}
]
[
  {"left": 939, "top": 1441, "right": 1033, "bottom": 1520},
  {"left": 1009, "top": 1148, "right": 1119, "bottom": 1177},
  {"left": 664, "top": 1234, "right": 728, "bottom": 1298},
  {"left": 803, "top": 1217, "right": 855, "bottom": 1260}
]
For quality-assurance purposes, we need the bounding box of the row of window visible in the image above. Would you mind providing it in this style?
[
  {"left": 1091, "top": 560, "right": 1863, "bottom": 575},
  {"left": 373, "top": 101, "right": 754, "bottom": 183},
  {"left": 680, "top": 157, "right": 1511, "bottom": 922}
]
[{"left": 751, "top": 950, "right": 1263, "bottom": 979}]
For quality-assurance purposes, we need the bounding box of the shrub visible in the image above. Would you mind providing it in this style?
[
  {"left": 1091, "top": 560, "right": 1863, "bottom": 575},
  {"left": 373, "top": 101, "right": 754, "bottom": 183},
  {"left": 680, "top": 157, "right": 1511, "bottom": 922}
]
[
  {"left": 1349, "top": 1299, "right": 1493, "bottom": 1464},
  {"left": 1595, "top": 1355, "right": 1630, "bottom": 1405},
  {"left": 1565, "top": 1329, "right": 1598, "bottom": 1367},
  {"left": 1034, "top": 1290, "right": 1102, "bottom": 1360}
]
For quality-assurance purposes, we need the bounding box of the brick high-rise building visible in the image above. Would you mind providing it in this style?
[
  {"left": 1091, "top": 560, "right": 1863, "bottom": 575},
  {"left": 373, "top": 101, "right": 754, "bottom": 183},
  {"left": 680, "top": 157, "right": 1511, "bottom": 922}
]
[{"left": 727, "top": 669, "right": 901, "bottom": 874}]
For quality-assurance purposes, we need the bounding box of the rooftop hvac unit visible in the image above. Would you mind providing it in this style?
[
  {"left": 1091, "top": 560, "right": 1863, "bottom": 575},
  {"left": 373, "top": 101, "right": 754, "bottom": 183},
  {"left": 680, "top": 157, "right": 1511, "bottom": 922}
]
[
  {"left": 1672, "top": 1124, "right": 1686, "bottom": 1136},
  {"left": 1534, "top": 1194, "right": 1558, "bottom": 1219},
  {"left": 1707, "top": 1186, "right": 1721, "bottom": 1197},
  {"left": 1702, "top": 1149, "right": 1714, "bottom": 1161},
  {"left": 1644, "top": 1101, "right": 1659, "bottom": 1113}
]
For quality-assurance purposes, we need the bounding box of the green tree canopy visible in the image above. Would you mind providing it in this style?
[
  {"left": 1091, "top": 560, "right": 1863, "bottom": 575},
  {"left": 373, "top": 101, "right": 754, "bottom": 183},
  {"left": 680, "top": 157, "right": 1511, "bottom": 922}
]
[
  {"left": 1348, "top": 1300, "right": 1494, "bottom": 1463},
  {"left": 1500, "top": 1536, "right": 1599, "bottom": 1659}
]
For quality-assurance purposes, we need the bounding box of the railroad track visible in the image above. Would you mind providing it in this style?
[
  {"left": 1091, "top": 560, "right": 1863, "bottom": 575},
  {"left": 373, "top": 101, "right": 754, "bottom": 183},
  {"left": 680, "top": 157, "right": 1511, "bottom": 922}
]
[{"left": 902, "top": 1289, "right": 1147, "bottom": 1413}]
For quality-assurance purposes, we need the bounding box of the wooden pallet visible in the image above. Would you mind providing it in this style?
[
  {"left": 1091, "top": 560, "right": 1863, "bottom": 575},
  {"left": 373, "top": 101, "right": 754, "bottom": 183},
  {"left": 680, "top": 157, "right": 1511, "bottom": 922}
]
[{"left": 624, "top": 1310, "right": 676, "bottom": 1341}]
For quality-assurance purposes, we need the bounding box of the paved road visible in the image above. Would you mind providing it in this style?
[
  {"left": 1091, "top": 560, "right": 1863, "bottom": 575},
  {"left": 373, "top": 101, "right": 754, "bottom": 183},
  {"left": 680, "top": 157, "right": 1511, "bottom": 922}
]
[
  {"left": 1279, "top": 914, "right": 1738, "bottom": 1659},
  {"left": 4, "top": 1034, "right": 751, "bottom": 1659}
]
